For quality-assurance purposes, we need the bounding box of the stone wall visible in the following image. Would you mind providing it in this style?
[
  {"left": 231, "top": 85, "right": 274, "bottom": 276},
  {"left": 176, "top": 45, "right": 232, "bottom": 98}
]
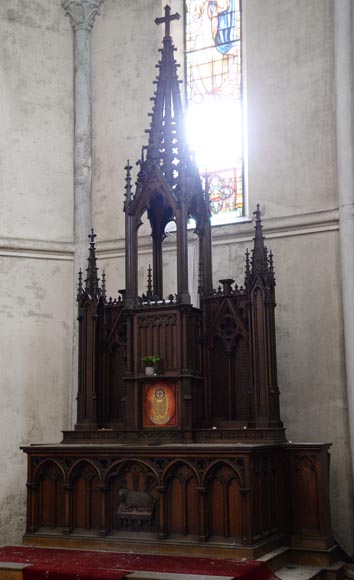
[{"left": 0, "top": 1, "right": 74, "bottom": 544}]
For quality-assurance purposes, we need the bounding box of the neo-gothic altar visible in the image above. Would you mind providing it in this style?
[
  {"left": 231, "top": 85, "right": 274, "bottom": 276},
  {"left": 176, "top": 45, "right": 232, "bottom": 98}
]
[{"left": 23, "top": 6, "right": 337, "bottom": 565}]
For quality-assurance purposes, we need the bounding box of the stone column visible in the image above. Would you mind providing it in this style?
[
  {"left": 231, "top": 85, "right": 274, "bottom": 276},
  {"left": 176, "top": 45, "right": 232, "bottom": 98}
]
[
  {"left": 62, "top": 0, "right": 103, "bottom": 425},
  {"left": 62, "top": 0, "right": 102, "bottom": 269},
  {"left": 334, "top": 0, "right": 354, "bottom": 485}
]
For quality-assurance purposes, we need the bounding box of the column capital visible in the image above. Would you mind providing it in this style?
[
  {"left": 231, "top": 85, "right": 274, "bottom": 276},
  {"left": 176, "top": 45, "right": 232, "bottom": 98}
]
[{"left": 62, "top": 0, "right": 103, "bottom": 31}]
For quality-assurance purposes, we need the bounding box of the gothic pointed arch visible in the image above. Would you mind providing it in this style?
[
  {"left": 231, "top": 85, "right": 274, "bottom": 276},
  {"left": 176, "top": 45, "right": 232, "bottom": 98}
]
[{"left": 206, "top": 295, "right": 248, "bottom": 353}]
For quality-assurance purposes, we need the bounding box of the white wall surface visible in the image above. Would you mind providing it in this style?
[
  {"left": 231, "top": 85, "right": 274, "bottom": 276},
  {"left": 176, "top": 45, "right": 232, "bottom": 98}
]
[
  {"left": 0, "top": 256, "right": 73, "bottom": 543},
  {"left": 0, "top": 0, "right": 73, "bottom": 241},
  {"left": 0, "top": 0, "right": 74, "bottom": 544},
  {"left": 92, "top": 0, "right": 162, "bottom": 242}
]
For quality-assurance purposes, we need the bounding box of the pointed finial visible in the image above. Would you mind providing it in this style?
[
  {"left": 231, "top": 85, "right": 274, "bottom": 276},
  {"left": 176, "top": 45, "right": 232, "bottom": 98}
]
[
  {"left": 102, "top": 270, "right": 106, "bottom": 300},
  {"left": 253, "top": 204, "right": 264, "bottom": 248},
  {"left": 147, "top": 264, "right": 153, "bottom": 298},
  {"left": 251, "top": 204, "right": 268, "bottom": 276},
  {"left": 89, "top": 228, "right": 96, "bottom": 244},
  {"left": 155, "top": 5, "right": 180, "bottom": 37},
  {"left": 254, "top": 203, "right": 261, "bottom": 223},
  {"left": 85, "top": 229, "right": 100, "bottom": 293},
  {"left": 77, "top": 268, "right": 83, "bottom": 298},
  {"left": 245, "top": 248, "right": 250, "bottom": 277},
  {"left": 124, "top": 160, "right": 133, "bottom": 209},
  {"left": 269, "top": 250, "right": 274, "bottom": 272},
  {"left": 268, "top": 250, "right": 275, "bottom": 284}
]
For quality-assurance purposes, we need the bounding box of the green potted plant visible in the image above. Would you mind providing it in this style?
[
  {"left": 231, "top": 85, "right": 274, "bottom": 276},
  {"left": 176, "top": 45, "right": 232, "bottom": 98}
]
[{"left": 143, "top": 355, "right": 160, "bottom": 376}]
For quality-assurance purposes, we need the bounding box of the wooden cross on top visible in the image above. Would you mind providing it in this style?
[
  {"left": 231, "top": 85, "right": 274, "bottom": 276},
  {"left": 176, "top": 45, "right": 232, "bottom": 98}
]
[
  {"left": 88, "top": 228, "right": 97, "bottom": 244},
  {"left": 155, "top": 4, "right": 180, "bottom": 37}
]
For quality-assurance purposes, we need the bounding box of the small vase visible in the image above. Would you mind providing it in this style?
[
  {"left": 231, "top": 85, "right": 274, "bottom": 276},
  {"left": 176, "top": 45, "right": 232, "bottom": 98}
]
[{"left": 145, "top": 366, "right": 154, "bottom": 376}]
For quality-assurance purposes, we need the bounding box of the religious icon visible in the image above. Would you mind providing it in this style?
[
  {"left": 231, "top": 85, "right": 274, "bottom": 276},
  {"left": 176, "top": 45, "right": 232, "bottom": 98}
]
[
  {"left": 151, "top": 388, "right": 169, "bottom": 424},
  {"left": 143, "top": 382, "right": 177, "bottom": 427}
]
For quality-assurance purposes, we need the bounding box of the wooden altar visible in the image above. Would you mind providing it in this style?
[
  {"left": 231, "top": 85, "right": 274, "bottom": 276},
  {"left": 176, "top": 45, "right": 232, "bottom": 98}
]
[{"left": 23, "top": 5, "right": 338, "bottom": 567}]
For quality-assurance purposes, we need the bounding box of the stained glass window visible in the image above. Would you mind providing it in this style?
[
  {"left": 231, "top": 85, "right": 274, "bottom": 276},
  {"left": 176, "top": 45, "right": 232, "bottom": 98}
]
[{"left": 185, "top": 0, "right": 244, "bottom": 223}]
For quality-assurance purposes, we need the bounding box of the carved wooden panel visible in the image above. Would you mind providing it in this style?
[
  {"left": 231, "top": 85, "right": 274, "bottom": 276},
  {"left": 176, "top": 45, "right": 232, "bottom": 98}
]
[
  {"left": 287, "top": 445, "right": 334, "bottom": 550},
  {"left": 136, "top": 312, "right": 178, "bottom": 374},
  {"left": 165, "top": 462, "right": 200, "bottom": 537},
  {"left": 208, "top": 337, "right": 229, "bottom": 420},
  {"left": 37, "top": 461, "right": 66, "bottom": 530},
  {"left": 207, "top": 336, "right": 251, "bottom": 423},
  {"left": 107, "top": 343, "right": 127, "bottom": 424},
  {"left": 71, "top": 462, "right": 102, "bottom": 532},
  {"left": 294, "top": 456, "right": 320, "bottom": 532},
  {"left": 205, "top": 462, "right": 244, "bottom": 541},
  {"left": 234, "top": 337, "right": 251, "bottom": 420},
  {"left": 252, "top": 455, "right": 276, "bottom": 541},
  {"left": 183, "top": 309, "right": 202, "bottom": 374},
  {"left": 23, "top": 443, "right": 334, "bottom": 555}
]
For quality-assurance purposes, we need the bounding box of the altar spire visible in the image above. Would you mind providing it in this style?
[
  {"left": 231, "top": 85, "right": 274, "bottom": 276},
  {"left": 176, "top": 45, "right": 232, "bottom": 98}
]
[
  {"left": 141, "top": 4, "right": 186, "bottom": 184},
  {"left": 85, "top": 229, "right": 99, "bottom": 293},
  {"left": 126, "top": 3, "right": 211, "bottom": 305},
  {"left": 251, "top": 204, "right": 269, "bottom": 278}
]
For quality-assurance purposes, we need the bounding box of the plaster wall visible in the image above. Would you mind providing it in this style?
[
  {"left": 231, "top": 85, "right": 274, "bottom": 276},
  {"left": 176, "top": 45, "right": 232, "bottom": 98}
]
[
  {"left": 0, "top": 1, "right": 74, "bottom": 544},
  {"left": 0, "top": 0, "right": 73, "bottom": 241},
  {"left": 92, "top": 0, "right": 163, "bottom": 241},
  {"left": 0, "top": 256, "right": 73, "bottom": 544},
  {"left": 91, "top": 0, "right": 353, "bottom": 554},
  {"left": 246, "top": 0, "right": 337, "bottom": 218}
]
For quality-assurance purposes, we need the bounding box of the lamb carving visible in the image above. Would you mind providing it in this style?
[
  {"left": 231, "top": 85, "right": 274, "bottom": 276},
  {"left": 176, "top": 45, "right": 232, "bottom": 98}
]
[{"left": 118, "top": 488, "right": 155, "bottom": 514}]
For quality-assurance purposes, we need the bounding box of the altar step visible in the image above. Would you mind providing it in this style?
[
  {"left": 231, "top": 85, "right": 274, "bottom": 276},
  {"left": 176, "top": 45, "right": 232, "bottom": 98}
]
[
  {"left": 276, "top": 565, "right": 322, "bottom": 580},
  {"left": 0, "top": 562, "right": 30, "bottom": 580},
  {"left": 258, "top": 546, "right": 346, "bottom": 580},
  {"left": 0, "top": 562, "right": 347, "bottom": 580},
  {"left": 0, "top": 546, "right": 346, "bottom": 580},
  {"left": 127, "top": 574, "right": 235, "bottom": 580},
  {"left": 0, "top": 569, "right": 236, "bottom": 580},
  {"left": 275, "top": 562, "right": 347, "bottom": 580}
]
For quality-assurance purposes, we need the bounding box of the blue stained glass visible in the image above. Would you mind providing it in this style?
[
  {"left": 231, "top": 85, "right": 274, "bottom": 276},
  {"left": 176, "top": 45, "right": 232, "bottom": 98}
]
[{"left": 211, "top": 0, "right": 237, "bottom": 54}]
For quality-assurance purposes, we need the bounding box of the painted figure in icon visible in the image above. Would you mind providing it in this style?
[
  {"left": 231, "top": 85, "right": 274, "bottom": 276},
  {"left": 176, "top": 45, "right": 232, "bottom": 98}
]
[
  {"left": 151, "top": 387, "right": 170, "bottom": 424},
  {"left": 145, "top": 383, "right": 177, "bottom": 426}
]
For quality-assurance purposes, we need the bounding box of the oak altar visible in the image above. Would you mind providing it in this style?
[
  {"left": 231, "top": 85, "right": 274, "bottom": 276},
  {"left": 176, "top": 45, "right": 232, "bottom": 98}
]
[{"left": 23, "top": 5, "right": 336, "bottom": 564}]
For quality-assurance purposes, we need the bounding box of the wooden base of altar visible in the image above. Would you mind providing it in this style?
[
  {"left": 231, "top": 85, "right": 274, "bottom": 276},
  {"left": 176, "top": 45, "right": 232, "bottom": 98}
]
[{"left": 22, "top": 441, "right": 335, "bottom": 565}]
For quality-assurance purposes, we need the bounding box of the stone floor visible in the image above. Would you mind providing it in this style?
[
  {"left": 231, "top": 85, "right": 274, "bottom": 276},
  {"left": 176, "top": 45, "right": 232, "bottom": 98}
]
[{"left": 275, "top": 565, "right": 322, "bottom": 580}]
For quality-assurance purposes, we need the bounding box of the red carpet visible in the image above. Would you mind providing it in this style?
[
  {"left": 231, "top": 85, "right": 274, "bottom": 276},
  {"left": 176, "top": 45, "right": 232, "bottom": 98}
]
[{"left": 0, "top": 546, "right": 279, "bottom": 580}]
